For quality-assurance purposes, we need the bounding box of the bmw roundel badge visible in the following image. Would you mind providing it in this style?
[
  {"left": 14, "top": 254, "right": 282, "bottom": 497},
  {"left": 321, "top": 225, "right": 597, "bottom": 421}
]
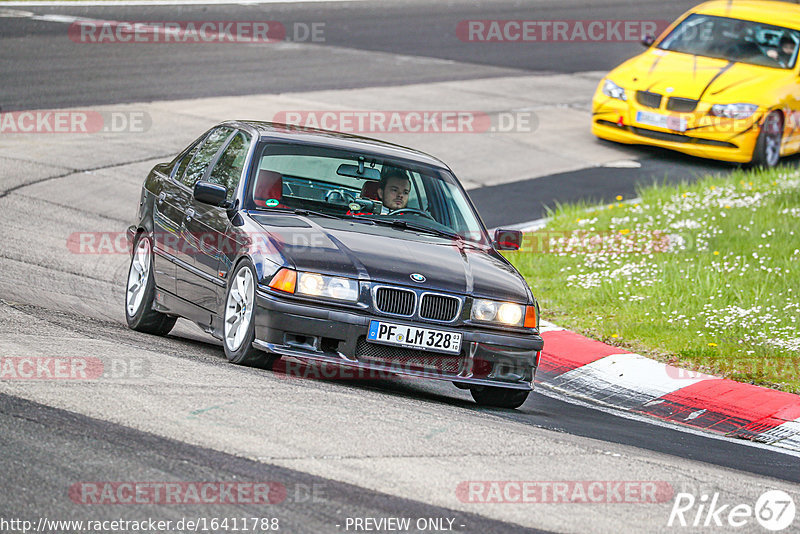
[{"left": 410, "top": 273, "right": 426, "bottom": 283}]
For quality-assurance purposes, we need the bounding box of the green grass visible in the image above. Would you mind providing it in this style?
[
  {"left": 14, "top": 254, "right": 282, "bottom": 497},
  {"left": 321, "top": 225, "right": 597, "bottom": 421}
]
[{"left": 507, "top": 166, "right": 800, "bottom": 393}]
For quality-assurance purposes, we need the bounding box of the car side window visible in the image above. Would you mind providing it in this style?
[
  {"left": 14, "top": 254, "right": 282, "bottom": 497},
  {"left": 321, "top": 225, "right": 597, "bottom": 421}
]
[
  {"left": 179, "top": 127, "right": 234, "bottom": 188},
  {"left": 172, "top": 140, "right": 203, "bottom": 181},
  {"left": 438, "top": 183, "right": 469, "bottom": 233},
  {"left": 407, "top": 172, "right": 425, "bottom": 211},
  {"left": 208, "top": 130, "right": 251, "bottom": 200}
]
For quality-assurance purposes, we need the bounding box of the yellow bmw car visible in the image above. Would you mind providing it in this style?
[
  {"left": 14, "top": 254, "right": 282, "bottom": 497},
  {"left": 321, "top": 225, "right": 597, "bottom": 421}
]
[{"left": 592, "top": 0, "right": 800, "bottom": 167}]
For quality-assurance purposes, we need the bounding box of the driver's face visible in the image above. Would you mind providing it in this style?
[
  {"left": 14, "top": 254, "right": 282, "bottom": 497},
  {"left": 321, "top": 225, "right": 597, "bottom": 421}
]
[{"left": 379, "top": 177, "right": 410, "bottom": 210}]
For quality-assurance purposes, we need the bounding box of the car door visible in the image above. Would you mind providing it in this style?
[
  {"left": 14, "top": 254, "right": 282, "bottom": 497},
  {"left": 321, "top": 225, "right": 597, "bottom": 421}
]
[
  {"left": 184, "top": 129, "right": 252, "bottom": 312},
  {"left": 174, "top": 126, "right": 236, "bottom": 304},
  {"left": 151, "top": 140, "right": 203, "bottom": 295}
]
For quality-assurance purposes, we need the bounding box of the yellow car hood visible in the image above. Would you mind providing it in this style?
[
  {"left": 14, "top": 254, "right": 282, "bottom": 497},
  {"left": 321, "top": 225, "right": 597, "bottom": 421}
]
[{"left": 609, "top": 49, "right": 785, "bottom": 103}]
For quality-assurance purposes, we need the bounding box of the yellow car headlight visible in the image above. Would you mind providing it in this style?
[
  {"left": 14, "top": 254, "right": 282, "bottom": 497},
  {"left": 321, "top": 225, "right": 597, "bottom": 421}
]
[
  {"left": 601, "top": 79, "right": 627, "bottom": 101},
  {"left": 709, "top": 103, "right": 758, "bottom": 120}
]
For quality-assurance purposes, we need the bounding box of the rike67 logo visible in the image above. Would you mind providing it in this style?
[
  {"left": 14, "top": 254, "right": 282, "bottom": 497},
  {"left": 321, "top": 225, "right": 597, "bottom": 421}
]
[{"left": 668, "top": 490, "right": 796, "bottom": 531}]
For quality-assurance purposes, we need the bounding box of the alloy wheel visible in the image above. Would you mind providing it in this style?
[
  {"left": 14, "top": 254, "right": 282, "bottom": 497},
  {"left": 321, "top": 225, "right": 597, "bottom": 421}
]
[
  {"left": 225, "top": 266, "right": 255, "bottom": 352},
  {"left": 126, "top": 237, "right": 151, "bottom": 317}
]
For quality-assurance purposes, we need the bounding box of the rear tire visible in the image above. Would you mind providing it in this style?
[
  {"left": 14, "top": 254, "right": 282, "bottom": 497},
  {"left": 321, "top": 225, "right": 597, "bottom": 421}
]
[
  {"left": 223, "top": 259, "right": 277, "bottom": 368},
  {"left": 750, "top": 111, "right": 783, "bottom": 168},
  {"left": 125, "top": 233, "right": 177, "bottom": 336},
  {"left": 470, "top": 386, "right": 530, "bottom": 409}
]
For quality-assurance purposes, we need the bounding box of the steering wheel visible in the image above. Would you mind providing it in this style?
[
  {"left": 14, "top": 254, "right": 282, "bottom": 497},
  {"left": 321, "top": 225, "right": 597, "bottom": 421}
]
[
  {"left": 388, "top": 208, "right": 435, "bottom": 220},
  {"left": 325, "top": 189, "right": 355, "bottom": 205}
]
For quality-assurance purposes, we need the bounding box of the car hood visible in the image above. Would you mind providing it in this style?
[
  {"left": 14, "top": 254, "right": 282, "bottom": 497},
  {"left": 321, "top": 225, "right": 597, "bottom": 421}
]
[
  {"left": 250, "top": 215, "right": 532, "bottom": 302},
  {"left": 609, "top": 49, "right": 786, "bottom": 102}
]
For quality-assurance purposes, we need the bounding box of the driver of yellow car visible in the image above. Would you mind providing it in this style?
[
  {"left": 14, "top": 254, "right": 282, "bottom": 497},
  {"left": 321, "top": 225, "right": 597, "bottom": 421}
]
[{"left": 766, "top": 35, "right": 796, "bottom": 67}]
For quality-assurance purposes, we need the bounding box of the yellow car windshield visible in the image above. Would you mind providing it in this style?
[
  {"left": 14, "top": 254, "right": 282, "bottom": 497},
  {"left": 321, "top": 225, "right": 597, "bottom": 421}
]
[{"left": 658, "top": 13, "right": 800, "bottom": 69}]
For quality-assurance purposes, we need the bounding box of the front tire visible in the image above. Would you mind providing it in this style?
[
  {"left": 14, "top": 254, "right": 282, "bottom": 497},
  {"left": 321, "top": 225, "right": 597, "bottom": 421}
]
[
  {"left": 750, "top": 111, "right": 783, "bottom": 168},
  {"left": 223, "top": 259, "right": 276, "bottom": 368},
  {"left": 470, "top": 386, "right": 530, "bottom": 409},
  {"left": 125, "top": 233, "right": 177, "bottom": 335}
]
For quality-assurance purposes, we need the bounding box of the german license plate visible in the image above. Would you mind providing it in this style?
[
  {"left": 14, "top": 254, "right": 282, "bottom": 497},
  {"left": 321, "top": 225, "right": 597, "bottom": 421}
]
[
  {"left": 636, "top": 110, "right": 687, "bottom": 132},
  {"left": 367, "top": 320, "right": 462, "bottom": 354}
]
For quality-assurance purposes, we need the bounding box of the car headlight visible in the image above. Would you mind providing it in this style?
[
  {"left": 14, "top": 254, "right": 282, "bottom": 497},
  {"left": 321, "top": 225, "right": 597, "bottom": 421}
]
[
  {"left": 268, "top": 268, "right": 359, "bottom": 302},
  {"left": 471, "top": 299, "right": 537, "bottom": 328},
  {"left": 708, "top": 103, "right": 758, "bottom": 120},
  {"left": 601, "top": 79, "right": 627, "bottom": 101}
]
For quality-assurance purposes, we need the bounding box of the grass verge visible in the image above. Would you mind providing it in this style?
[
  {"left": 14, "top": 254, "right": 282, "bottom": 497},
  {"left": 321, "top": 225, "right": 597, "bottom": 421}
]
[{"left": 506, "top": 166, "right": 800, "bottom": 393}]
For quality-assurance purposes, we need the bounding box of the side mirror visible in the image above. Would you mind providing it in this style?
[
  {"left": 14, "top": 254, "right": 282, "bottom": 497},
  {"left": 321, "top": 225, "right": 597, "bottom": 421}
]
[
  {"left": 641, "top": 34, "right": 655, "bottom": 47},
  {"left": 194, "top": 181, "right": 228, "bottom": 207},
  {"left": 494, "top": 229, "right": 522, "bottom": 251}
]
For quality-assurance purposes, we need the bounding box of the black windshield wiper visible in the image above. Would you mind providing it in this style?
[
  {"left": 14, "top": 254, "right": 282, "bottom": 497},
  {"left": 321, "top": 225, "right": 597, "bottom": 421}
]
[
  {"left": 378, "top": 218, "right": 461, "bottom": 240},
  {"left": 291, "top": 208, "right": 342, "bottom": 219},
  {"left": 347, "top": 215, "right": 379, "bottom": 225},
  {"left": 253, "top": 206, "right": 341, "bottom": 220},
  {"left": 349, "top": 215, "right": 486, "bottom": 247}
]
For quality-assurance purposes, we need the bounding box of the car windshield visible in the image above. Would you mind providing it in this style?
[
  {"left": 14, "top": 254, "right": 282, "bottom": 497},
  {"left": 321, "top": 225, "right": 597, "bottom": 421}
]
[
  {"left": 246, "top": 142, "right": 489, "bottom": 245},
  {"left": 657, "top": 13, "right": 800, "bottom": 69}
]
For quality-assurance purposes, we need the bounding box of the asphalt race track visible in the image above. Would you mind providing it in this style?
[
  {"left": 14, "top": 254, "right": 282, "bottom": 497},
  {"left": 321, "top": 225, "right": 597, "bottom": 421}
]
[
  {"left": 0, "top": 0, "right": 701, "bottom": 110},
  {"left": 1, "top": 1, "right": 799, "bottom": 533}
]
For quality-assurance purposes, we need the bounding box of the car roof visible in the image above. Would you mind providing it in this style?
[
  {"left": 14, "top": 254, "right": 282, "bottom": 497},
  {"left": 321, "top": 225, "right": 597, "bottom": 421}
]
[
  {"left": 225, "top": 120, "right": 451, "bottom": 171},
  {"left": 692, "top": 0, "right": 800, "bottom": 29}
]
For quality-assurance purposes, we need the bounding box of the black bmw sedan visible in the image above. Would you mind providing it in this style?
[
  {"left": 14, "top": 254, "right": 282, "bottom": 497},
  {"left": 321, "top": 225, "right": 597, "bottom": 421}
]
[{"left": 125, "top": 121, "right": 543, "bottom": 408}]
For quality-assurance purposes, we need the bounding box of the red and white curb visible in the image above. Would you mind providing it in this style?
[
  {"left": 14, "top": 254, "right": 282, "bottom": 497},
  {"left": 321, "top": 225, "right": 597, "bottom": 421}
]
[{"left": 536, "top": 321, "right": 800, "bottom": 452}]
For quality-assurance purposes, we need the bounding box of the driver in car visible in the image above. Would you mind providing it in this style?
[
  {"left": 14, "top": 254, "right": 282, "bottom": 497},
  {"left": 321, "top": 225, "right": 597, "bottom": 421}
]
[
  {"left": 767, "top": 35, "right": 796, "bottom": 66},
  {"left": 377, "top": 168, "right": 410, "bottom": 212}
]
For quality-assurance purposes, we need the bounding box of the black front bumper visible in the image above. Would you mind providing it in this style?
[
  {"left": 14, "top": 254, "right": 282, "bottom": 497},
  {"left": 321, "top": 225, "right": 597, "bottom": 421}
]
[{"left": 253, "top": 289, "right": 543, "bottom": 390}]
